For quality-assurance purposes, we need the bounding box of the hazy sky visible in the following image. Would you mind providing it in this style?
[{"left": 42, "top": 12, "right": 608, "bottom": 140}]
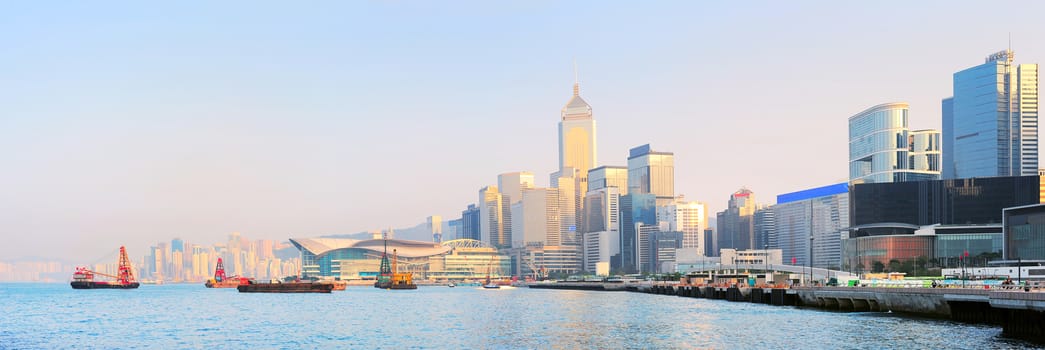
[{"left": 3, "top": 1, "right": 1044, "bottom": 262}]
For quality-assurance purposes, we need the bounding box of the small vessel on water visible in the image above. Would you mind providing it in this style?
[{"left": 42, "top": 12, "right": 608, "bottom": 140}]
[
  {"left": 482, "top": 256, "right": 500, "bottom": 289},
  {"left": 447, "top": 281, "right": 456, "bottom": 288},
  {"left": 236, "top": 280, "right": 334, "bottom": 293},
  {"left": 373, "top": 240, "right": 417, "bottom": 290},
  {"left": 204, "top": 258, "right": 252, "bottom": 288},
  {"left": 318, "top": 278, "right": 348, "bottom": 291},
  {"left": 70, "top": 246, "right": 140, "bottom": 290}
]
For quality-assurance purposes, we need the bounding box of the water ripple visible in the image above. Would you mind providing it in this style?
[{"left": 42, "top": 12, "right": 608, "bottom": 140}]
[{"left": 0, "top": 283, "right": 1037, "bottom": 349}]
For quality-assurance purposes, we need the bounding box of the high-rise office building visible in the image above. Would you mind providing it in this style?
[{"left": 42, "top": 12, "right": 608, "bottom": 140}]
[
  {"left": 753, "top": 205, "right": 775, "bottom": 251},
  {"left": 942, "top": 97, "right": 955, "bottom": 179},
  {"left": 427, "top": 215, "right": 443, "bottom": 243},
  {"left": 554, "top": 80, "right": 597, "bottom": 248},
  {"left": 587, "top": 166, "right": 628, "bottom": 194},
  {"left": 559, "top": 80, "right": 597, "bottom": 187},
  {"left": 552, "top": 168, "right": 580, "bottom": 246},
  {"left": 716, "top": 188, "right": 757, "bottom": 251},
  {"left": 947, "top": 49, "right": 1038, "bottom": 179},
  {"left": 498, "top": 172, "right": 535, "bottom": 205},
  {"left": 909, "top": 129, "right": 942, "bottom": 175},
  {"left": 511, "top": 188, "right": 561, "bottom": 248},
  {"left": 479, "top": 186, "right": 512, "bottom": 249},
  {"left": 627, "top": 144, "right": 675, "bottom": 206},
  {"left": 657, "top": 200, "right": 707, "bottom": 252},
  {"left": 704, "top": 228, "right": 716, "bottom": 257},
  {"left": 460, "top": 204, "right": 481, "bottom": 241},
  {"left": 582, "top": 187, "right": 621, "bottom": 272},
  {"left": 849, "top": 102, "right": 941, "bottom": 184},
  {"left": 773, "top": 183, "right": 849, "bottom": 270},
  {"left": 620, "top": 193, "right": 656, "bottom": 273}
]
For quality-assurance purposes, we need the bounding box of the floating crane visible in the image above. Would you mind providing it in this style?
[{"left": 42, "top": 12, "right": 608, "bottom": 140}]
[
  {"left": 204, "top": 258, "right": 251, "bottom": 288},
  {"left": 70, "top": 246, "right": 139, "bottom": 289}
]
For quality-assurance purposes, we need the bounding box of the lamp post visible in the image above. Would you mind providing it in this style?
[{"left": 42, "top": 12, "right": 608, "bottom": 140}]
[
  {"left": 1018, "top": 257, "right": 1022, "bottom": 285},
  {"left": 809, "top": 235, "right": 814, "bottom": 286},
  {"left": 764, "top": 244, "right": 769, "bottom": 284}
]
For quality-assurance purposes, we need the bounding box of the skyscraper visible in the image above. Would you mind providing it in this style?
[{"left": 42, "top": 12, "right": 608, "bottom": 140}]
[
  {"left": 773, "top": 183, "right": 849, "bottom": 270},
  {"left": 587, "top": 166, "right": 628, "bottom": 194},
  {"left": 582, "top": 186, "right": 621, "bottom": 272},
  {"left": 460, "top": 204, "right": 481, "bottom": 241},
  {"left": 657, "top": 200, "right": 707, "bottom": 252},
  {"left": 849, "top": 102, "right": 941, "bottom": 184},
  {"left": 947, "top": 49, "right": 1038, "bottom": 178},
  {"left": 554, "top": 79, "right": 597, "bottom": 249},
  {"left": 511, "top": 188, "right": 561, "bottom": 248},
  {"left": 753, "top": 205, "right": 775, "bottom": 251},
  {"left": 627, "top": 144, "right": 675, "bottom": 206},
  {"left": 498, "top": 172, "right": 535, "bottom": 205},
  {"left": 559, "top": 80, "right": 597, "bottom": 182},
  {"left": 942, "top": 97, "right": 955, "bottom": 179},
  {"left": 620, "top": 193, "right": 656, "bottom": 273},
  {"left": 479, "top": 186, "right": 512, "bottom": 249},
  {"left": 427, "top": 215, "right": 442, "bottom": 243},
  {"left": 552, "top": 169, "right": 580, "bottom": 246},
  {"left": 716, "top": 188, "right": 756, "bottom": 252}
]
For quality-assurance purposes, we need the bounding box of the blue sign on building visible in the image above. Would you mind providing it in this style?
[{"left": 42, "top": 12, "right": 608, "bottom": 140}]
[{"left": 777, "top": 183, "right": 849, "bottom": 204}]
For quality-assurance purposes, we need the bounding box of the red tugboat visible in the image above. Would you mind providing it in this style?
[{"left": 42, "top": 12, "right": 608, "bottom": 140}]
[
  {"left": 204, "top": 258, "right": 252, "bottom": 288},
  {"left": 70, "top": 246, "right": 140, "bottom": 289}
]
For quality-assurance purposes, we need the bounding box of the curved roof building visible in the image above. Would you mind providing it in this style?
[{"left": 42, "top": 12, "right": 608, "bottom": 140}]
[
  {"left": 290, "top": 238, "right": 451, "bottom": 259},
  {"left": 290, "top": 237, "right": 508, "bottom": 280}
]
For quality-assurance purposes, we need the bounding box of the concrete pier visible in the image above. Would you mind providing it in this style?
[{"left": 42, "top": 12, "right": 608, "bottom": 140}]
[{"left": 596, "top": 283, "right": 1045, "bottom": 344}]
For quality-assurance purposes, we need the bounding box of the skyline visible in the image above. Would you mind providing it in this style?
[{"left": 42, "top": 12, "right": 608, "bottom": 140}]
[{"left": 3, "top": 1, "right": 1045, "bottom": 262}]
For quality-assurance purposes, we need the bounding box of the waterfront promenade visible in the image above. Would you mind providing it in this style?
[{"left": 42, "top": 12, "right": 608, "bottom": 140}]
[{"left": 532, "top": 281, "right": 1045, "bottom": 343}]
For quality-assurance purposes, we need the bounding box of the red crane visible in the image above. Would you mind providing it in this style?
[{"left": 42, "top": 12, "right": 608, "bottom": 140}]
[
  {"left": 214, "top": 258, "right": 227, "bottom": 282},
  {"left": 116, "top": 246, "right": 136, "bottom": 284}
]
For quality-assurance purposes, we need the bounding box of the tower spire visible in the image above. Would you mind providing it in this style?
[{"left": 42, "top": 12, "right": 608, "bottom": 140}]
[{"left": 573, "top": 59, "right": 579, "bottom": 96}]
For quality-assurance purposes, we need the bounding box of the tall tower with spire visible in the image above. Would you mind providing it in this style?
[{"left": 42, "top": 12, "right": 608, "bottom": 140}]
[{"left": 553, "top": 68, "right": 597, "bottom": 248}]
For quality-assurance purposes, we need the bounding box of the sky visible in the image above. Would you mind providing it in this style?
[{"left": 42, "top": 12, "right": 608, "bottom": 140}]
[{"left": 2, "top": 1, "right": 1044, "bottom": 262}]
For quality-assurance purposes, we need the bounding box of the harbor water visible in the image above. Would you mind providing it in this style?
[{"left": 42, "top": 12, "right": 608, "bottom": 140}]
[{"left": 0, "top": 283, "right": 1035, "bottom": 349}]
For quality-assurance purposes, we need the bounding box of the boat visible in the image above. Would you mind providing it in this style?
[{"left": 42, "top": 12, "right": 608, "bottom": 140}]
[
  {"left": 318, "top": 278, "right": 348, "bottom": 291},
  {"left": 374, "top": 240, "right": 416, "bottom": 290},
  {"left": 236, "top": 281, "right": 334, "bottom": 293},
  {"left": 70, "top": 246, "right": 140, "bottom": 289},
  {"left": 447, "top": 281, "right": 456, "bottom": 288},
  {"left": 482, "top": 256, "right": 500, "bottom": 289},
  {"left": 204, "top": 257, "right": 252, "bottom": 288}
]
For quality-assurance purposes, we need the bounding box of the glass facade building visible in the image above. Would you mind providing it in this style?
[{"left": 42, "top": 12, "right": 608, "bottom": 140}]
[
  {"left": 949, "top": 50, "right": 1038, "bottom": 179},
  {"left": 619, "top": 193, "right": 656, "bottom": 273},
  {"left": 716, "top": 188, "right": 756, "bottom": 251},
  {"left": 1004, "top": 204, "right": 1045, "bottom": 260},
  {"left": 942, "top": 98, "right": 955, "bottom": 179},
  {"left": 627, "top": 144, "right": 675, "bottom": 206},
  {"left": 772, "top": 183, "right": 849, "bottom": 270},
  {"left": 849, "top": 102, "right": 940, "bottom": 184},
  {"left": 850, "top": 175, "right": 1041, "bottom": 227},
  {"left": 842, "top": 235, "right": 933, "bottom": 274},
  {"left": 587, "top": 166, "right": 628, "bottom": 195},
  {"left": 460, "top": 204, "right": 481, "bottom": 242}
]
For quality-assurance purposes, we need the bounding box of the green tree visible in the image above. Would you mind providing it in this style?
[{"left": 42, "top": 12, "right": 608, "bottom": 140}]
[
  {"left": 888, "top": 259, "right": 902, "bottom": 273},
  {"left": 915, "top": 256, "right": 929, "bottom": 276},
  {"left": 872, "top": 261, "right": 885, "bottom": 273},
  {"left": 900, "top": 260, "right": 915, "bottom": 275}
]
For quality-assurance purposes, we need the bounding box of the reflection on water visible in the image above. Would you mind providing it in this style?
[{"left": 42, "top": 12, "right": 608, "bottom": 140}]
[{"left": 0, "top": 283, "right": 1033, "bottom": 349}]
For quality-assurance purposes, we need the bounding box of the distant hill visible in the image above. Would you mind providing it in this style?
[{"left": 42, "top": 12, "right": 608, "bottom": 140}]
[{"left": 316, "top": 222, "right": 437, "bottom": 243}]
